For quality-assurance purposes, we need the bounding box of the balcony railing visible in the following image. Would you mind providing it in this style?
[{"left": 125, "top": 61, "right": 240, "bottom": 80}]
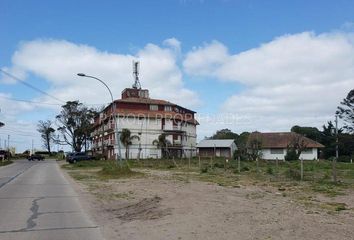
[{"left": 162, "top": 125, "right": 183, "bottom": 131}]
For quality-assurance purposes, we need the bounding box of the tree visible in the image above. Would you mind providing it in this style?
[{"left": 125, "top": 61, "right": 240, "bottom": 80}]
[
  {"left": 120, "top": 128, "right": 140, "bottom": 159},
  {"left": 152, "top": 134, "right": 171, "bottom": 158},
  {"left": 247, "top": 132, "right": 263, "bottom": 161},
  {"left": 37, "top": 120, "right": 55, "bottom": 153},
  {"left": 285, "top": 134, "right": 308, "bottom": 160},
  {"left": 337, "top": 89, "right": 354, "bottom": 133},
  {"left": 55, "top": 101, "right": 96, "bottom": 152},
  {"left": 235, "top": 132, "right": 250, "bottom": 160},
  {"left": 210, "top": 129, "right": 239, "bottom": 140},
  {"left": 291, "top": 125, "right": 321, "bottom": 142}
]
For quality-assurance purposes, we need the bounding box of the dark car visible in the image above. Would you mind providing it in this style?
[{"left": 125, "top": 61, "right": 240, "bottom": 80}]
[
  {"left": 0, "top": 150, "right": 10, "bottom": 160},
  {"left": 65, "top": 152, "right": 74, "bottom": 162},
  {"left": 67, "top": 152, "right": 93, "bottom": 163},
  {"left": 28, "top": 154, "right": 44, "bottom": 161}
]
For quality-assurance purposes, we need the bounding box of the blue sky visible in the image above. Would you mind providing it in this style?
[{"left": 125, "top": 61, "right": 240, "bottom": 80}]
[{"left": 1, "top": 0, "right": 354, "bottom": 151}]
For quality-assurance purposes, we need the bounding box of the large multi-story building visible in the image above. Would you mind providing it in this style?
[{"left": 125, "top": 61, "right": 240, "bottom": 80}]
[{"left": 91, "top": 86, "right": 198, "bottom": 160}]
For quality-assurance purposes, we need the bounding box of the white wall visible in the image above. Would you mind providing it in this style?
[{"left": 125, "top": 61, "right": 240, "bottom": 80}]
[
  {"left": 261, "top": 148, "right": 318, "bottom": 160},
  {"left": 112, "top": 116, "right": 197, "bottom": 159}
]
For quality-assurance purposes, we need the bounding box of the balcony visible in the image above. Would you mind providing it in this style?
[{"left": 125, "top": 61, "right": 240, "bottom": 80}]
[
  {"left": 162, "top": 125, "right": 184, "bottom": 132},
  {"left": 172, "top": 139, "right": 182, "bottom": 146}
]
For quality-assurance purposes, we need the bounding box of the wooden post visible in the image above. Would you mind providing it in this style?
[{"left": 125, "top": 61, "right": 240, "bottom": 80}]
[
  {"left": 276, "top": 157, "right": 279, "bottom": 179},
  {"left": 210, "top": 156, "right": 213, "bottom": 168},
  {"left": 198, "top": 156, "right": 201, "bottom": 169},
  {"left": 238, "top": 156, "right": 241, "bottom": 173},
  {"left": 300, "top": 158, "right": 304, "bottom": 181}
]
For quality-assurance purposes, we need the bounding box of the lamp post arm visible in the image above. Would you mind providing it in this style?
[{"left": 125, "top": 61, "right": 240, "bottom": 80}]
[
  {"left": 83, "top": 75, "right": 114, "bottom": 103},
  {"left": 77, "top": 73, "right": 122, "bottom": 164}
]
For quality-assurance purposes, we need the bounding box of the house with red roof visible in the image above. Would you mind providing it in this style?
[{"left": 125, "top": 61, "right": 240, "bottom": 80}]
[{"left": 247, "top": 132, "right": 324, "bottom": 160}]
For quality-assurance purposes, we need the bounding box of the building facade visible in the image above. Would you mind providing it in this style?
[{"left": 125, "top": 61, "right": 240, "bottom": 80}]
[
  {"left": 247, "top": 132, "right": 324, "bottom": 160},
  {"left": 197, "top": 139, "right": 237, "bottom": 158},
  {"left": 91, "top": 87, "right": 198, "bottom": 159}
]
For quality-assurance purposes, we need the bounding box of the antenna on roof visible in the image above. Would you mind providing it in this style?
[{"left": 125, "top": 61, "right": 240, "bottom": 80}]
[{"left": 132, "top": 61, "right": 141, "bottom": 89}]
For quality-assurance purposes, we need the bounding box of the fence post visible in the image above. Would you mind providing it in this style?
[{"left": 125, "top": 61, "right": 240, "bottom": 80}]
[
  {"left": 300, "top": 158, "right": 304, "bottom": 181},
  {"left": 198, "top": 156, "right": 201, "bottom": 169},
  {"left": 238, "top": 156, "right": 241, "bottom": 173},
  {"left": 276, "top": 157, "right": 279, "bottom": 180}
]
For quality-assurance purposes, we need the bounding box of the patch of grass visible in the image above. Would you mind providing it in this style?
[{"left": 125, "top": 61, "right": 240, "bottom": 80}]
[
  {"left": 68, "top": 172, "right": 98, "bottom": 181},
  {"left": 97, "top": 163, "right": 143, "bottom": 179},
  {"left": 0, "top": 160, "right": 13, "bottom": 167},
  {"left": 311, "top": 181, "right": 345, "bottom": 197},
  {"left": 320, "top": 202, "right": 347, "bottom": 212},
  {"left": 62, "top": 160, "right": 109, "bottom": 169},
  {"left": 63, "top": 160, "right": 143, "bottom": 181},
  {"left": 196, "top": 169, "right": 240, "bottom": 187}
]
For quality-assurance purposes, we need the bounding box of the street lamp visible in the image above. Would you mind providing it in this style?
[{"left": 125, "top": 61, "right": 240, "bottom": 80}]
[{"left": 77, "top": 73, "right": 122, "bottom": 165}]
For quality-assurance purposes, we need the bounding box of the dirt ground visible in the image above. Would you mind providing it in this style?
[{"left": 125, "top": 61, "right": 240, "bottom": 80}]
[{"left": 64, "top": 168, "right": 354, "bottom": 240}]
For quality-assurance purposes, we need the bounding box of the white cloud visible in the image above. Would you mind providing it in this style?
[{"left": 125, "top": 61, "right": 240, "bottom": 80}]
[
  {"left": 183, "top": 40, "right": 229, "bottom": 76},
  {"left": 184, "top": 32, "right": 354, "bottom": 132},
  {"left": 1, "top": 38, "right": 201, "bottom": 151},
  {"left": 163, "top": 38, "right": 181, "bottom": 52},
  {"left": 6, "top": 38, "right": 201, "bottom": 109}
]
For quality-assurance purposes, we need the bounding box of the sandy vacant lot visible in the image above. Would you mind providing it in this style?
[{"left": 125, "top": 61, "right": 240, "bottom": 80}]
[{"left": 65, "top": 168, "right": 354, "bottom": 240}]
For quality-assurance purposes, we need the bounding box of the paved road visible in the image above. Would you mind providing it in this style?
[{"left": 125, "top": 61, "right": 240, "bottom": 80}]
[{"left": 0, "top": 160, "right": 103, "bottom": 240}]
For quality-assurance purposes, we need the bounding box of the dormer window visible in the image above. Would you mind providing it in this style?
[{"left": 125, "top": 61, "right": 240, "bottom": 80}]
[
  {"left": 164, "top": 106, "right": 172, "bottom": 111},
  {"left": 150, "top": 104, "right": 158, "bottom": 111}
]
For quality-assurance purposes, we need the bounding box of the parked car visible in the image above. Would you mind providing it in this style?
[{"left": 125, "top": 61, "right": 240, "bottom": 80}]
[
  {"left": 67, "top": 152, "right": 93, "bottom": 163},
  {"left": 0, "top": 150, "right": 10, "bottom": 160},
  {"left": 65, "top": 152, "right": 74, "bottom": 162},
  {"left": 27, "top": 154, "right": 44, "bottom": 161}
]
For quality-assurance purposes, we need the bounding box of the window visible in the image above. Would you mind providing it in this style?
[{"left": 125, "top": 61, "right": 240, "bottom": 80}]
[
  {"left": 150, "top": 104, "right": 158, "bottom": 111},
  {"left": 302, "top": 148, "right": 313, "bottom": 154},
  {"left": 164, "top": 106, "right": 172, "bottom": 111},
  {"left": 270, "top": 148, "right": 284, "bottom": 154}
]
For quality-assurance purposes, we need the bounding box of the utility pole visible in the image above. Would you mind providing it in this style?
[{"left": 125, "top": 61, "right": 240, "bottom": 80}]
[
  {"left": 32, "top": 139, "right": 34, "bottom": 154},
  {"left": 7, "top": 135, "right": 10, "bottom": 151},
  {"left": 333, "top": 115, "right": 338, "bottom": 182}
]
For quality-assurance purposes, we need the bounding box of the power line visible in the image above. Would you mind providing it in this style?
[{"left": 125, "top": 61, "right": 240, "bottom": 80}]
[
  {"left": 0, "top": 94, "right": 110, "bottom": 107},
  {"left": 0, "top": 96, "right": 62, "bottom": 106},
  {"left": 0, "top": 68, "right": 65, "bottom": 103}
]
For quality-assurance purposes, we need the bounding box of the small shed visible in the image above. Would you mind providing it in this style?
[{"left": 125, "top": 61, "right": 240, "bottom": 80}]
[{"left": 197, "top": 139, "right": 237, "bottom": 158}]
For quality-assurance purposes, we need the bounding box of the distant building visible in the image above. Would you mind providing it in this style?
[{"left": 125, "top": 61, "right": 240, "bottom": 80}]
[
  {"left": 91, "top": 66, "right": 198, "bottom": 159},
  {"left": 197, "top": 139, "right": 237, "bottom": 158},
  {"left": 247, "top": 132, "right": 324, "bottom": 160}
]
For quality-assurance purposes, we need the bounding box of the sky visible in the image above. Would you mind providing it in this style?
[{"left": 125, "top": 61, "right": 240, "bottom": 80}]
[{"left": 1, "top": 0, "right": 354, "bottom": 152}]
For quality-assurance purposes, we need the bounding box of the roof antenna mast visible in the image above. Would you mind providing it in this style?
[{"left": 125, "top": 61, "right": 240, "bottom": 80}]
[{"left": 132, "top": 61, "right": 141, "bottom": 89}]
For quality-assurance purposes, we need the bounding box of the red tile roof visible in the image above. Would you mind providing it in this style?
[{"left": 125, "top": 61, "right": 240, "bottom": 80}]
[
  {"left": 115, "top": 97, "right": 175, "bottom": 106},
  {"left": 247, "top": 132, "right": 324, "bottom": 148}
]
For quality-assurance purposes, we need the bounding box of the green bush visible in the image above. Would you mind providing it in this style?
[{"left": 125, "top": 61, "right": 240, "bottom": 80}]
[
  {"left": 98, "top": 163, "right": 138, "bottom": 178},
  {"left": 285, "top": 149, "right": 299, "bottom": 161},
  {"left": 213, "top": 162, "right": 224, "bottom": 168},
  {"left": 200, "top": 165, "right": 209, "bottom": 173},
  {"left": 338, "top": 155, "right": 352, "bottom": 162},
  {"left": 241, "top": 166, "right": 250, "bottom": 172},
  {"left": 266, "top": 166, "right": 274, "bottom": 175},
  {"left": 93, "top": 154, "right": 107, "bottom": 160}
]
